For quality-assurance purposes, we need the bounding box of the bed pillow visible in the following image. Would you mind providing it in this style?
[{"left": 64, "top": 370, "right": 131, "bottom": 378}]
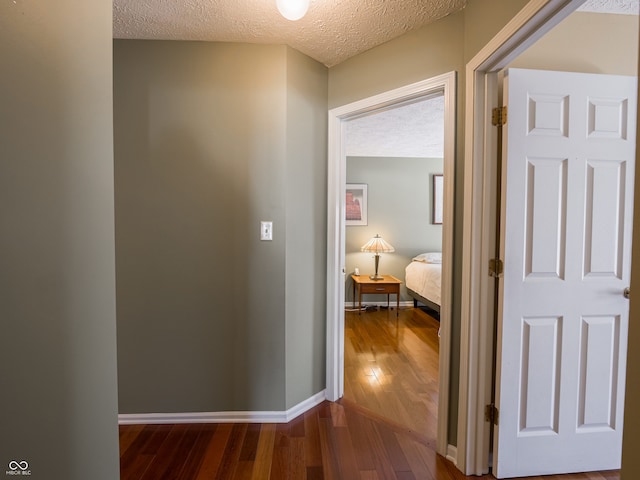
[{"left": 412, "top": 252, "right": 442, "bottom": 264}]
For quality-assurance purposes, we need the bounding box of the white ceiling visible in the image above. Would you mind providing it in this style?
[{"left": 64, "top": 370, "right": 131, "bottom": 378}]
[
  {"left": 579, "top": 0, "right": 639, "bottom": 14},
  {"left": 345, "top": 96, "right": 445, "bottom": 159}
]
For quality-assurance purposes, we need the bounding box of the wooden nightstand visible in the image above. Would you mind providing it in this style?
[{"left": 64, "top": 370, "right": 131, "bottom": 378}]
[{"left": 351, "top": 274, "right": 402, "bottom": 316}]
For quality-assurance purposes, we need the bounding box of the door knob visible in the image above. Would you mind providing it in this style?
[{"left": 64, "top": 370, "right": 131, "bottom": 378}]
[{"left": 624, "top": 287, "right": 630, "bottom": 299}]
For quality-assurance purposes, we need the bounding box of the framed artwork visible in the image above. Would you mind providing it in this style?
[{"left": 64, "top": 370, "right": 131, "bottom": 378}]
[
  {"left": 346, "top": 184, "right": 367, "bottom": 226},
  {"left": 432, "top": 174, "right": 443, "bottom": 224}
]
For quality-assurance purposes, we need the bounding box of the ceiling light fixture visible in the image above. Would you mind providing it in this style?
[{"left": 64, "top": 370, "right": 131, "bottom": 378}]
[{"left": 276, "top": 0, "right": 309, "bottom": 21}]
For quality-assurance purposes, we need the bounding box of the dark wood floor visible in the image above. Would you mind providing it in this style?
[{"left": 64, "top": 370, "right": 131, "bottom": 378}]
[
  {"left": 120, "top": 400, "right": 472, "bottom": 479},
  {"left": 119, "top": 307, "right": 620, "bottom": 479}
]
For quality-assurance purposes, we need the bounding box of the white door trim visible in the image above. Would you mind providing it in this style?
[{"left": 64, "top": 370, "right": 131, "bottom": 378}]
[
  {"left": 326, "top": 71, "right": 457, "bottom": 457},
  {"left": 458, "top": 0, "right": 588, "bottom": 475}
]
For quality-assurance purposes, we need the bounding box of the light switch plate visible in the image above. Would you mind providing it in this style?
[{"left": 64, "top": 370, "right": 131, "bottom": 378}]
[{"left": 261, "top": 221, "right": 273, "bottom": 241}]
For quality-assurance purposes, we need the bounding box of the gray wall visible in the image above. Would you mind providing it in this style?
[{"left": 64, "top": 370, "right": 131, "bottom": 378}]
[
  {"left": 345, "top": 157, "right": 443, "bottom": 303},
  {"left": 0, "top": 0, "right": 120, "bottom": 479},
  {"left": 285, "top": 48, "right": 329, "bottom": 408},
  {"left": 114, "top": 40, "right": 328, "bottom": 413}
]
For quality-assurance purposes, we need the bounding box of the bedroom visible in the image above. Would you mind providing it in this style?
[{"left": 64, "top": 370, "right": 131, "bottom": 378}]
[
  {"left": 345, "top": 109, "right": 444, "bottom": 313},
  {"left": 342, "top": 94, "right": 445, "bottom": 433}
]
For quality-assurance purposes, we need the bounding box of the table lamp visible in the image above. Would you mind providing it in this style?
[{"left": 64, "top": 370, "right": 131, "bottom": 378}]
[{"left": 361, "top": 234, "right": 395, "bottom": 280}]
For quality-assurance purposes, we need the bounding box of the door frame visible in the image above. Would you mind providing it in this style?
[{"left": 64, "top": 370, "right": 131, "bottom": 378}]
[
  {"left": 326, "top": 71, "right": 457, "bottom": 457},
  {"left": 458, "top": 0, "right": 591, "bottom": 475}
]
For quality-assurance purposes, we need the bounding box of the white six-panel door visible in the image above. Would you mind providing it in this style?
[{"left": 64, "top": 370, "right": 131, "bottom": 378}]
[{"left": 494, "top": 69, "right": 637, "bottom": 478}]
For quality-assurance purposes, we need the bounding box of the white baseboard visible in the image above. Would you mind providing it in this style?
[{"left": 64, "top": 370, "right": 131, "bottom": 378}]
[
  {"left": 284, "top": 390, "right": 327, "bottom": 422},
  {"left": 446, "top": 444, "right": 458, "bottom": 465},
  {"left": 345, "top": 300, "right": 415, "bottom": 309},
  {"left": 118, "top": 390, "right": 327, "bottom": 425}
]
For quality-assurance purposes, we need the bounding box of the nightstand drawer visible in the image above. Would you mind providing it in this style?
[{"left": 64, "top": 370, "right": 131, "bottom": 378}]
[
  {"left": 360, "top": 283, "right": 399, "bottom": 294},
  {"left": 351, "top": 275, "right": 401, "bottom": 316}
]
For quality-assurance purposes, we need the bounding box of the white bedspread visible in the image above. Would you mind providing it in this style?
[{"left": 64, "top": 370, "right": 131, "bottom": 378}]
[{"left": 405, "top": 261, "right": 441, "bottom": 306}]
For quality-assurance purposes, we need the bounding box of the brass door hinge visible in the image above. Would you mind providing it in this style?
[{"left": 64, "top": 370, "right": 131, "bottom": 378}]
[
  {"left": 492, "top": 106, "right": 507, "bottom": 126},
  {"left": 489, "top": 258, "right": 504, "bottom": 278},
  {"left": 485, "top": 404, "right": 499, "bottom": 425}
]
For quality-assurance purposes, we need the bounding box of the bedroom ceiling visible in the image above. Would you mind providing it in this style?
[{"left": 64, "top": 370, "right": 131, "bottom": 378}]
[
  {"left": 578, "top": 0, "right": 639, "bottom": 14},
  {"left": 345, "top": 96, "right": 445, "bottom": 159}
]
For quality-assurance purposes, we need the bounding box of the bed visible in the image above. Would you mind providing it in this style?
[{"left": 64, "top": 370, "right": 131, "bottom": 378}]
[{"left": 405, "top": 252, "right": 442, "bottom": 314}]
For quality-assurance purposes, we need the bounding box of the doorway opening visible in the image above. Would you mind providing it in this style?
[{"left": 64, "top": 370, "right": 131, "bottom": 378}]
[
  {"left": 326, "top": 71, "right": 457, "bottom": 456},
  {"left": 341, "top": 94, "right": 446, "bottom": 439}
]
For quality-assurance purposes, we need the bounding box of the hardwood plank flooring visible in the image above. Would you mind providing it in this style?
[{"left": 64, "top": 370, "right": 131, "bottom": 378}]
[
  {"left": 344, "top": 307, "right": 440, "bottom": 441},
  {"left": 119, "top": 306, "right": 620, "bottom": 479}
]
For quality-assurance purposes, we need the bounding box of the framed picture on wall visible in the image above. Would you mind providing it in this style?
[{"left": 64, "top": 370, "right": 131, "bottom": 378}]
[
  {"left": 346, "top": 184, "right": 367, "bottom": 226},
  {"left": 432, "top": 174, "right": 443, "bottom": 224}
]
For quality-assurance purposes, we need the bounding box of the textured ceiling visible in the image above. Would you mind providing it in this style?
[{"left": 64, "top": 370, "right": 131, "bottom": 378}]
[
  {"left": 113, "top": 0, "right": 638, "bottom": 68},
  {"left": 346, "top": 96, "right": 444, "bottom": 158},
  {"left": 579, "top": 0, "right": 639, "bottom": 14},
  {"left": 113, "top": 0, "right": 467, "bottom": 67}
]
